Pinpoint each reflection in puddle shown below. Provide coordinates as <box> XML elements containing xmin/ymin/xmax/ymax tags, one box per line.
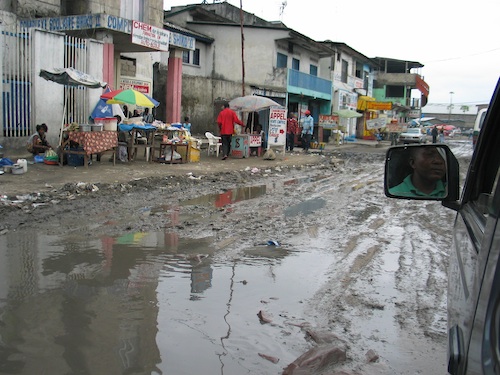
<box><xmin>0</xmin><ymin>228</ymin><xmax>332</xmax><ymax>375</ymax></box>
<box><xmin>180</xmin><ymin>184</ymin><xmax>267</xmax><ymax>207</ymax></box>
<box><xmin>284</xmin><ymin>197</ymin><xmax>326</xmax><ymax>217</ymax></box>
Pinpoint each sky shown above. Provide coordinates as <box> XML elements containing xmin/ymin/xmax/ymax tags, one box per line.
<box><xmin>164</xmin><ymin>0</ymin><xmax>500</xmax><ymax>110</ymax></box>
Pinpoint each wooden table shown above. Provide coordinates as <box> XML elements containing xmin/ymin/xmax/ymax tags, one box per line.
<box><xmin>60</xmin><ymin>131</ymin><xmax>117</xmax><ymax>168</ymax></box>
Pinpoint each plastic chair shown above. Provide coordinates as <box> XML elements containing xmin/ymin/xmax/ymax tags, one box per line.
<box><xmin>205</xmin><ymin>132</ymin><xmax>222</xmax><ymax>157</ymax></box>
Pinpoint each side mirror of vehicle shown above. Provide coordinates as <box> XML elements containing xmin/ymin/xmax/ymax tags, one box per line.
<box><xmin>384</xmin><ymin>144</ymin><xmax>460</xmax><ymax>206</ymax></box>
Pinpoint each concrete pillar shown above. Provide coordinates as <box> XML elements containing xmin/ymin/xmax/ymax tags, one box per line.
<box><xmin>166</xmin><ymin>48</ymin><xmax>183</xmax><ymax>123</ymax></box>
<box><xmin>103</xmin><ymin>43</ymin><xmax>115</xmax><ymax>89</ymax></box>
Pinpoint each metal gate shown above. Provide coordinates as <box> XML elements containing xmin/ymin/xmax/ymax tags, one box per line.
<box><xmin>0</xmin><ymin>25</ymin><xmax>91</xmax><ymax>138</ymax></box>
<box><xmin>0</xmin><ymin>25</ymin><xmax>32</xmax><ymax>137</ymax></box>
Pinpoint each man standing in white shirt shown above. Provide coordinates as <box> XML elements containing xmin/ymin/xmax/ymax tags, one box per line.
<box><xmin>301</xmin><ymin>110</ymin><xmax>314</xmax><ymax>152</ymax></box>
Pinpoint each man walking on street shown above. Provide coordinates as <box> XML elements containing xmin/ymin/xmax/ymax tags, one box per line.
<box><xmin>301</xmin><ymin>110</ymin><xmax>314</xmax><ymax>152</ymax></box>
<box><xmin>217</xmin><ymin>102</ymin><xmax>244</xmax><ymax>160</ymax></box>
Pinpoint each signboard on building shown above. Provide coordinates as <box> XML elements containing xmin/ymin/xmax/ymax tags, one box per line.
<box><xmin>366</xmin><ymin>117</ymin><xmax>387</xmax><ymax>130</ymax></box>
<box><xmin>367</xmin><ymin>101</ymin><xmax>392</xmax><ymax>110</ymax></box>
<box><xmin>20</xmin><ymin>14</ymin><xmax>132</xmax><ymax>34</ymax></box>
<box><xmin>132</xmin><ymin>21</ymin><xmax>169</xmax><ymax>52</ymax></box>
<box><xmin>169</xmin><ymin>32</ymin><xmax>195</xmax><ymax>51</ymax></box>
<box><xmin>268</xmin><ymin>107</ymin><xmax>287</xmax><ymax>147</ymax></box>
<box><xmin>252</xmin><ymin>88</ymin><xmax>286</xmax><ymax>99</ymax></box>
<box><xmin>319</xmin><ymin>115</ymin><xmax>339</xmax><ymax>129</ymax></box>
<box><xmin>119</xmin><ymin>78</ymin><xmax>152</xmax><ymax>95</ymax></box>
<box><xmin>408</xmin><ymin>109</ymin><xmax>421</xmax><ymax>118</ymax></box>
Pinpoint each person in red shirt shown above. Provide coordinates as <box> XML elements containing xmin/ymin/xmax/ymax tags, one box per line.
<box><xmin>286</xmin><ymin>113</ymin><xmax>299</xmax><ymax>152</ymax></box>
<box><xmin>216</xmin><ymin>102</ymin><xmax>243</xmax><ymax>160</ymax></box>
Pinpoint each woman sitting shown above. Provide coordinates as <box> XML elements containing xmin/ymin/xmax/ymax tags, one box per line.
<box><xmin>27</xmin><ymin>123</ymin><xmax>52</xmax><ymax>155</ymax></box>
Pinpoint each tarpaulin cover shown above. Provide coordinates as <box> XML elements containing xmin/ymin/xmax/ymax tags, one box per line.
<box><xmin>39</xmin><ymin>67</ymin><xmax>107</xmax><ymax>88</ymax></box>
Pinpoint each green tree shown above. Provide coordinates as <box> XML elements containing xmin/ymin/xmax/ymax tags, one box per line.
<box><xmin>460</xmin><ymin>105</ymin><xmax>470</xmax><ymax>113</ymax></box>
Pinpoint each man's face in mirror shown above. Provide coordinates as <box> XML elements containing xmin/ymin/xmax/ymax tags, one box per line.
<box><xmin>410</xmin><ymin>147</ymin><xmax>446</xmax><ymax>181</ymax></box>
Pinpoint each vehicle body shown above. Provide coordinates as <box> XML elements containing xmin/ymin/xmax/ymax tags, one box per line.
<box><xmin>473</xmin><ymin>108</ymin><xmax>488</xmax><ymax>148</ymax></box>
<box><xmin>398</xmin><ymin>127</ymin><xmax>427</xmax><ymax>144</ymax></box>
<box><xmin>384</xmin><ymin>78</ymin><xmax>500</xmax><ymax>374</ymax></box>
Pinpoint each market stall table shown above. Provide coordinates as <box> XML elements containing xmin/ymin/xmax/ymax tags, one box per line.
<box><xmin>151</xmin><ymin>127</ymin><xmax>190</xmax><ymax>164</ymax></box>
<box><xmin>60</xmin><ymin>131</ymin><xmax>117</xmax><ymax>168</ymax></box>
<box><xmin>118</xmin><ymin>124</ymin><xmax>157</xmax><ymax>162</ymax></box>
<box><xmin>154</xmin><ymin>142</ymin><xmax>189</xmax><ymax>164</ymax></box>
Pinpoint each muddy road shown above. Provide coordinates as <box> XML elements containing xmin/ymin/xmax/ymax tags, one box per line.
<box><xmin>0</xmin><ymin>141</ymin><xmax>473</xmax><ymax>374</ymax></box>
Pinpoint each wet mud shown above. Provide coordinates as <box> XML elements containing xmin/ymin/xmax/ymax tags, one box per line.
<box><xmin>0</xmin><ymin>141</ymin><xmax>473</xmax><ymax>374</ymax></box>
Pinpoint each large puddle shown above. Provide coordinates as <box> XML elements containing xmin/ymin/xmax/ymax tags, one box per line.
<box><xmin>0</xmin><ymin>204</ymin><xmax>333</xmax><ymax>374</ymax></box>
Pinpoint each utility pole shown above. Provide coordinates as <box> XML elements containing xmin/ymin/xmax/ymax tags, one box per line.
<box><xmin>239</xmin><ymin>0</ymin><xmax>245</xmax><ymax>96</ymax></box>
<box><xmin>448</xmin><ymin>91</ymin><xmax>454</xmax><ymax>123</ymax></box>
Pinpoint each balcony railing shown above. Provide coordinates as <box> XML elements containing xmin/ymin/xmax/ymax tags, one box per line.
<box><xmin>287</xmin><ymin>69</ymin><xmax>331</xmax><ymax>97</ymax></box>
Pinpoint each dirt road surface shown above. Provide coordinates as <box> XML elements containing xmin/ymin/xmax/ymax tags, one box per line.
<box><xmin>0</xmin><ymin>140</ymin><xmax>473</xmax><ymax>374</ymax></box>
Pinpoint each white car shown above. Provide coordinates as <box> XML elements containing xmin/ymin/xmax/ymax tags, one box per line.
<box><xmin>398</xmin><ymin>127</ymin><xmax>427</xmax><ymax>144</ymax></box>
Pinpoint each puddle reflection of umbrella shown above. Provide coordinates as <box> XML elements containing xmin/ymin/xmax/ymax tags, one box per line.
<box><xmin>101</xmin><ymin>89</ymin><xmax>159</xmax><ymax>108</ymax></box>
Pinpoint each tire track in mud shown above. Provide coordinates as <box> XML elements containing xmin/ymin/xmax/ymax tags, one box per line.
<box><xmin>293</xmin><ymin>154</ymin><xmax>455</xmax><ymax>373</ymax></box>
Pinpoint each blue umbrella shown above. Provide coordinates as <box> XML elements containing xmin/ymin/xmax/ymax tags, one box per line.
<box><xmin>90</xmin><ymin>97</ymin><xmax>125</xmax><ymax>119</ymax></box>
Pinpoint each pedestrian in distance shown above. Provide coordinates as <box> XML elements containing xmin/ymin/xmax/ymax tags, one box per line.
<box><xmin>300</xmin><ymin>110</ymin><xmax>314</xmax><ymax>152</ymax></box>
<box><xmin>286</xmin><ymin>112</ymin><xmax>299</xmax><ymax>152</ymax></box>
<box><xmin>431</xmin><ymin>126</ymin><xmax>438</xmax><ymax>143</ymax></box>
<box><xmin>216</xmin><ymin>102</ymin><xmax>243</xmax><ymax>160</ymax></box>
<box><xmin>182</xmin><ymin>116</ymin><xmax>192</xmax><ymax>134</ymax></box>
<box><xmin>438</xmin><ymin>128</ymin><xmax>445</xmax><ymax>143</ymax></box>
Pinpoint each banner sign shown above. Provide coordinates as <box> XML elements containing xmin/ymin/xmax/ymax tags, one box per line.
<box><xmin>319</xmin><ymin>115</ymin><xmax>339</xmax><ymax>129</ymax></box>
<box><xmin>268</xmin><ymin>107</ymin><xmax>287</xmax><ymax>146</ymax></box>
<box><xmin>366</xmin><ymin>118</ymin><xmax>387</xmax><ymax>130</ymax></box>
<box><xmin>132</xmin><ymin>21</ymin><xmax>170</xmax><ymax>52</ymax></box>
<box><xmin>119</xmin><ymin>78</ymin><xmax>151</xmax><ymax>95</ymax></box>
<box><xmin>367</xmin><ymin>101</ymin><xmax>392</xmax><ymax>110</ymax></box>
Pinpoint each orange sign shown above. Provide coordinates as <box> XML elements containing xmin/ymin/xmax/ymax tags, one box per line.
<box><xmin>367</xmin><ymin>102</ymin><xmax>392</xmax><ymax>110</ymax></box>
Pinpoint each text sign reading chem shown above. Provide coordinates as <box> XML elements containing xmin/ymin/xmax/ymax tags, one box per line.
<box><xmin>268</xmin><ymin>107</ymin><xmax>287</xmax><ymax>146</ymax></box>
<box><xmin>132</xmin><ymin>21</ymin><xmax>170</xmax><ymax>52</ymax></box>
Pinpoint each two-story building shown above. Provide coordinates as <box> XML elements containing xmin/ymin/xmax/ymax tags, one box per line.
<box><xmin>371</xmin><ymin>57</ymin><xmax>429</xmax><ymax>121</ymax></box>
<box><xmin>164</xmin><ymin>2</ymin><xmax>334</xmax><ymax>137</ymax></box>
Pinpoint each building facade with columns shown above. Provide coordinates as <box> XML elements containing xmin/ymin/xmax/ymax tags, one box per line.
<box><xmin>0</xmin><ymin>0</ymin><xmax>193</xmax><ymax>148</ymax></box>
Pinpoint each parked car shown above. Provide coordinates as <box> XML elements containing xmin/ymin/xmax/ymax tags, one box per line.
<box><xmin>397</xmin><ymin>127</ymin><xmax>427</xmax><ymax>144</ymax></box>
<box><xmin>384</xmin><ymin>77</ymin><xmax>500</xmax><ymax>374</ymax></box>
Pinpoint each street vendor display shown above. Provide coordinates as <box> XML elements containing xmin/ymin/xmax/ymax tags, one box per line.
<box><xmin>60</xmin><ymin>129</ymin><xmax>117</xmax><ymax>168</ymax></box>
<box><xmin>119</xmin><ymin>123</ymin><xmax>157</xmax><ymax>162</ymax></box>
<box><xmin>152</xmin><ymin>125</ymin><xmax>189</xmax><ymax>164</ymax></box>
